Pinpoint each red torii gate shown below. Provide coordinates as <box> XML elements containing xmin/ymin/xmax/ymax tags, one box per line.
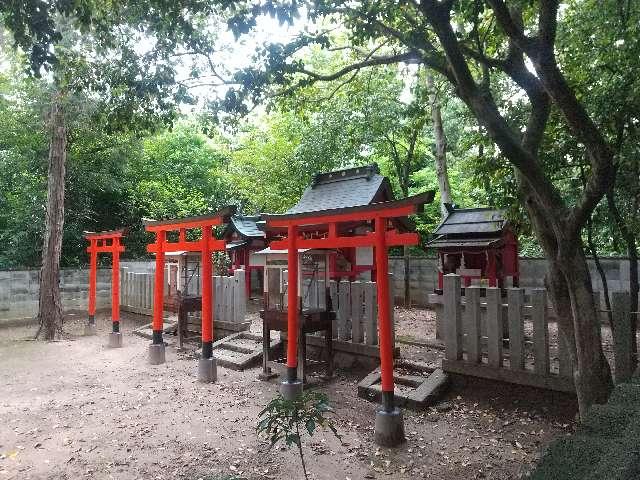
<box><xmin>264</xmin><ymin>191</ymin><xmax>434</xmax><ymax>447</ymax></box>
<box><xmin>84</xmin><ymin>229</ymin><xmax>125</xmax><ymax>346</ymax></box>
<box><xmin>144</xmin><ymin>207</ymin><xmax>235</xmax><ymax>381</ymax></box>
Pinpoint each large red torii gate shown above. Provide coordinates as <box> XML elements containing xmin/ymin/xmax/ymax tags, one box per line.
<box><xmin>264</xmin><ymin>191</ymin><xmax>434</xmax><ymax>447</ymax></box>
<box><xmin>84</xmin><ymin>229</ymin><xmax>125</xmax><ymax>347</ymax></box>
<box><xmin>144</xmin><ymin>207</ymin><xmax>235</xmax><ymax>380</ymax></box>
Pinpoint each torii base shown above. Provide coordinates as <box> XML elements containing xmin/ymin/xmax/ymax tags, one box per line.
<box><xmin>374</xmin><ymin>406</ymin><xmax>406</xmax><ymax>447</ymax></box>
<box><xmin>108</xmin><ymin>332</ymin><xmax>122</xmax><ymax>348</ymax></box>
<box><xmin>198</xmin><ymin>356</ymin><xmax>218</xmax><ymax>383</ymax></box>
<box><xmin>280</xmin><ymin>379</ymin><xmax>303</xmax><ymax>400</ymax></box>
<box><xmin>148</xmin><ymin>343</ymin><xmax>166</xmax><ymax>365</ymax></box>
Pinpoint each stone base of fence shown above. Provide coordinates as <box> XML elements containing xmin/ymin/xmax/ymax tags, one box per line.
<box><xmin>289</xmin><ymin>335</ymin><xmax>400</xmax><ymax>371</ymax></box>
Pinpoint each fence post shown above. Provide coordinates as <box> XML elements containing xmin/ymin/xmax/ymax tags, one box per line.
<box><xmin>611</xmin><ymin>291</ymin><xmax>632</xmax><ymax>383</ymax></box>
<box><xmin>486</xmin><ymin>287</ymin><xmax>503</xmax><ymax>368</ymax></box>
<box><xmin>364</xmin><ymin>281</ymin><xmax>378</xmax><ymax>345</ymax></box>
<box><xmin>234</xmin><ymin>269</ymin><xmax>246</xmax><ymax>324</ymax></box>
<box><xmin>531</xmin><ymin>289</ymin><xmax>549</xmax><ymax>375</ymax></box>
<box><xmin>465</xmin><ymin>286</ymin><xmax>481</xmax><ymax>363</ymax></box>
<box><xmin>329</xmin><ymin>280</ymin><xmax>338</xmax><ymax>339</ymax></box>
<box><xmin>337</xmin><ymin>281</ymin><xmax>350</xmax><ymax>340</ymax></box>
<box><xmin>444</xmin><ymin>274</ymin><xmax>462</xmax><ymax>360</ymax></box>
<box><xmin>351</xmin><ymin>281</ymin><xmax>364</xmax><ymax>343</ymax></box>
<box><xmin>507</xmin><ymin>288</ymin><xmax>525</xmax><ymax>370</ymax></box>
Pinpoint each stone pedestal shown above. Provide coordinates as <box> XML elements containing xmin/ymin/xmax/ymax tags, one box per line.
<box><xmin>198</xmin><ymin>357</ymin><xmax>217</xmax><ymax>383</ymax></box>
<box><xmin>84</xmin><ymin>324</ymin><xmax>97</xmax><ymax>336</ymax></box>
<box><xmin>374</xmin><ymin>406</ymin><xmax>405</xmax><ymax>447</ymax></box>
<box><xmin>280</xmin><ymin>379</ymin><xmax>303</xmax><ymax>400</ymax></box>
<box><xmin>108</xmin><ymin>332</ymin><xmax>122</xmax><ymax>348</ymax></box>
<box><xmin>148</xmin><ymin>343</ymin><xmax>166</xmax><ymax>365</ymax></box>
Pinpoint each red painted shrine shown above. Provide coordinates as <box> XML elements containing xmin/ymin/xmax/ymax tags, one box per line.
<box><xmin>144</xmin><ymin>207</ymin><xmax>235</xmax><ymax>374</ymax></box>
<box><xmin>427</xmin><ymin>205</ymin><xmax>519</xmax><ymax>290</ymax></box>
<box><xmin>223</xmin><ymin>215</ymin><xmax>270</xmax><ymax>297</ymax></box>
<box><xmin>84</xmin><ymin>229</ymin><xmax>125</xmax><ymax>342</ymax></box>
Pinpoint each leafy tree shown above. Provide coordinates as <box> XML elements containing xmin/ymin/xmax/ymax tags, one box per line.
<box><xmin>214</xmin><ymin>0</ymin><xmax>637</xmax><ymax>418</ymax></box>
<box><xmin>0</xmin><ymin>1</ymin><xmax>209</xmax><ymax>339</ymax></box>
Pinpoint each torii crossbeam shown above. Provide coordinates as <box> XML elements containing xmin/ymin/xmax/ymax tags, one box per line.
<box><xmin>264</xmin><ymin>190</ymin><xmax>434</xmax><ymax>447</ymax></box>
<box><xmin>84</xmin><ymin>229</ymin><xmax>126</xmax><ymax>346</ymax></box>
<box><xmin>144</xmin><ymin>206</ymin><xmax>235</xmax><ymax>379</ymax></box>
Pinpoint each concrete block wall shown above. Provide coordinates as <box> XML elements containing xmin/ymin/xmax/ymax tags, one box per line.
<box><xmin>0</xmin><ymin>268</ymin><xmax>112</xmax><ymax>322</ymax></box>
<box><xmin>2</xmin><ymin>256</ymin><xmax>638</xmax><ymax>321</ymax></box>
<box><xmin>390</xmin><ymin>256</ymin><xmax>640</xmax><ymax>307</ymax></box>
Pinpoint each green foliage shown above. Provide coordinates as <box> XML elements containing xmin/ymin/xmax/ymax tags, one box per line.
<box><xmin>256</xmin><ymin>391</ymin><xmax>341</xmax><ymax>480</ymax></box>
<box><xmin>227</xmin><ymin>111</ymin><xmax>347</xmax><ymax>213</ymax></box>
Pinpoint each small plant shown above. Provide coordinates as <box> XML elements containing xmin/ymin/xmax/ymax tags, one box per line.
<box><xmin>256</xmin><ymin>391</ymin><xmax>341</xmax><ymax>480</ymax></box>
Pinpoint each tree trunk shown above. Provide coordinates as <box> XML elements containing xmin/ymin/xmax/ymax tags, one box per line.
<box><xmin>561</xmin><ymin>246</ymin><xmax>613</xmax><ymax>412</ymax></box>
<box><xmin>36</xmin><ymin>98</ymin><xmax>67</xmax><ymax>340</ymax></box>
<box><xmin>520</xmin><ymin>177</ymin><xmax>612</xmax><ymax>418</ymax></box>
<box><xmin>426</xmin><ymin>72</ymin><xmax>452</xmax><ymax>218</ymax></box>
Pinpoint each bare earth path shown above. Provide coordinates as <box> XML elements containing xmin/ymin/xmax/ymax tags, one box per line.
<box><xmin>1</xmin><ymin>310</ymin><xmax>577</xmax><ymax>480</ymax></box>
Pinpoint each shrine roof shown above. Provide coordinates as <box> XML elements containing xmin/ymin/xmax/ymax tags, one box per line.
<box><xmin>431</xmin><ymin>205</ymin><xmax>508</xmax><ymax>237</ymax></box>
<box><xmin>426</xmin><ymin>237</ymin><xmax>503</xmax><ymax>248</ymax></box>
<box><xmin>227</xmin><ymin>215</ymin><xmax>265</xmax><ymax>239</ymax></box>
<box><xmin>263</xmin><ymin>191</ymin><xmax>434</xmax><ymax>224</ymax></box>
<box><xmin>287</xmin><ymin>164</ymin><xmax>393</xmax><ymax>215</ymax></box>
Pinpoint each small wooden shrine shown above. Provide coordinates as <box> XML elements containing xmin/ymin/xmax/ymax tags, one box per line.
<box><xmin>426</xmin><ymin>205</ymin><xmax>519</xmax><ymax>290</ymax></box>
<box><xmin>223</xmin><ymin>215</ymin><xmax>268</xmax><ymax>297</ymax></box>
<box><xmin>252</xmin><ymin>247</ymin><xmax>334</xmax><ymax>383</ymax></box>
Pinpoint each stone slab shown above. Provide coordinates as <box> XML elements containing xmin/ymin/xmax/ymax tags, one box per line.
<box><xmin>358</xmin><ymin>365</ymin><xmax>449</xmax><ymax>410</ymax></box>
<box><xmin>210</xmin><ymin>332</ymin><xmax>280</xmax><ymax>371</ymax></box>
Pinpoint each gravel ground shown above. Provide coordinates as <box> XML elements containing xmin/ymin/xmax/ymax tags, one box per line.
<box><xmin>0</xmin><ymin>308</ymin><xmax>578</xmax><ymax>480</ymax></box>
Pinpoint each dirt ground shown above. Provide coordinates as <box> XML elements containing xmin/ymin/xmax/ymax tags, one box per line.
<box><xmin>0</xmin><ymin>308</ymin><xmax>578</xmax><ymax>480</ymax></box>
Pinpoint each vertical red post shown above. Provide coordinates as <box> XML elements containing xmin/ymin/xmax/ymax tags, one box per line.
<box><xmin>152</xmin><ymin>230</ymin><xmax>166</xmax><ymax>345</ymax></box>
<box><xmin>201</xmin><ymin>225</ymin><xmax>213</xmax><ymax>358</ymax></box>
<box><xmin>374</xmin><ymin>216</ymin><xmax>395</xmax><ymax>412</ymax></box>
<box><xmin>111</xmin><ymin>237</ymin><xmax>120</xmax><ymax>332</ymax></box>
<box><xmin>88</xmin><ymin>240</ymin><xmax>97</xmax><ymax>324</ymax></box>
<box><xmin>286</xmin><ymin>224</ymin><xmax>299</xmax><ymax>381</ymax></box>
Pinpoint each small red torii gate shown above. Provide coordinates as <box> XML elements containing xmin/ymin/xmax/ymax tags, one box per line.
<box><xmin>264</xmin><ymin>191</ymin><xmax>434</xmax><ymax>447</ymax></box>
<box><xmin>144</xmin><ymin>207</ymin><xmax>235</xmax><ymax>381</ymax></box>
<box><xmin>84</xmin><ymin>229</ymin><xmax>125</xmax><ymax>346</ymax></box>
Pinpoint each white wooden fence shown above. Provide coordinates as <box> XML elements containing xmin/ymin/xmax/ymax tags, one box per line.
<box><xmin>297</xmin><ymin>276</ymin><xmax>397</xmax><ymax>362</ymax></box>
<box><xmin>440</xmin><ymin>274</ymin><xmax>635</xmax><ymax>393</ymax></box>
<box><xmin>120</xmin><ymin>268</ymin><xmax>246</xmax><ymax>325</ymax></box>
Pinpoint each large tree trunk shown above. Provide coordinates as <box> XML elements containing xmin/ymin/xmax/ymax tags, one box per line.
<box><xmin>36</xmin><ymin>99</ymin><xmax>67</xmax><ymax>340</ymax></box>
<box><xmin>520</xmin><ymin>177</ymin><xmax>612</xmax><ymax>417</ymax></box>
<box><xmin>426</xmin><ymin>72</ymin><xmax>452</xmax><ymax>218</ymax></box>
<box><xmin>561</xmin><ymin>246</ymin><xmax>613</xmax><ymax>411</ymax></box>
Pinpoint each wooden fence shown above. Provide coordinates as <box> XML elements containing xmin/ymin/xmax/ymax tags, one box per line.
<box><xmin>120</xmin><ymin>268</ymin><xmax>246</xmax><ymax>325</ymax></box>
<box><xmin>440</xmin><ymin>273</ymin><xmax>634</xmax><ymax>393</ymax></box>
<box><xmin>301</xmin><ymin>276</ymin><xmax>397</xmax><ymax>361</ymax></box>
